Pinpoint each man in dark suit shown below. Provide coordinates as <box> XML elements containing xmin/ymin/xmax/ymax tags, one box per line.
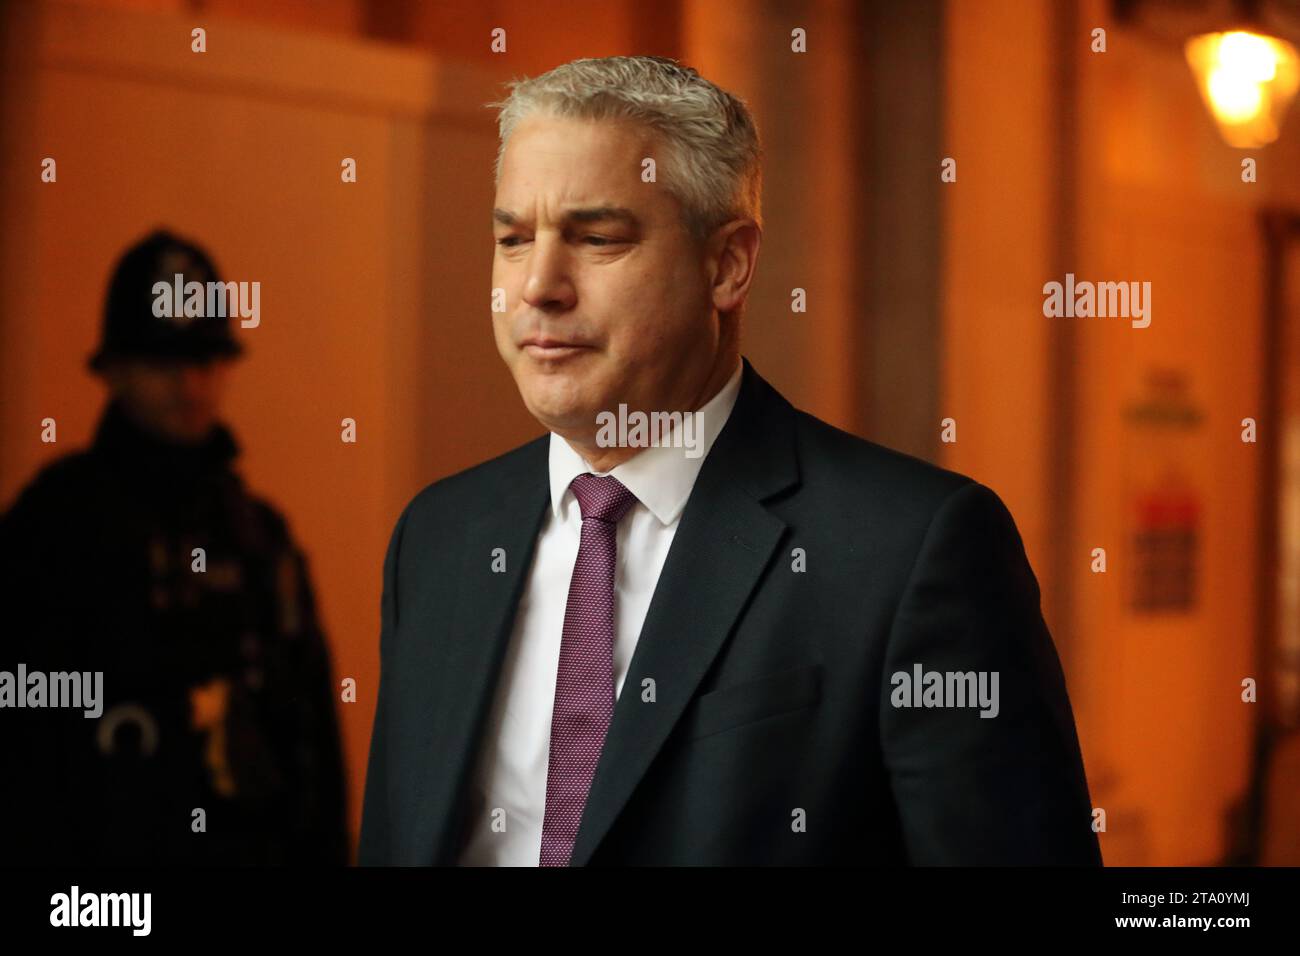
<box><xmin>359</xmin><ymin>55</ymin><xmax>1101</xmax><ymax>866</ymax></box>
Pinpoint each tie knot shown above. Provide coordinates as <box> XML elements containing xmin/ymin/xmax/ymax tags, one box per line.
<box><xmin>569</xmin><ymin>473</ymin><xmax>638</xmax><ymax>524</ymax></box>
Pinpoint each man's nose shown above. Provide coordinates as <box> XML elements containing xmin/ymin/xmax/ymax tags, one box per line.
<box><xmin>521</xmin><ymin>234</ymin><xmax>576</xmax><ymax>312</ymax></box>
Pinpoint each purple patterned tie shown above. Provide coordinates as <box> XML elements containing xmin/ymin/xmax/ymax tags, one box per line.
<box><xmin>539</xmin><ymin>473</ymin><xmax>639</xmax><ymax>866</ymax></box>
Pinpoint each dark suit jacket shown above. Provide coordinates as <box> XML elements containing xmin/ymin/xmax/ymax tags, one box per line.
<box><xmin>358</xmin><ymin>358</ymin><xmax>1102</xmax><ymax>865</ymax></box>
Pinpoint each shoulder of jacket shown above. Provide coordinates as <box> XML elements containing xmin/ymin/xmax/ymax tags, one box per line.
<box><xmin>2</xmin><ymin>450</ymin><xmax>101</xmax><ymax>515</ymax></box>
<box><xmin>790</xmin><ymin>407</ymin><xmax>975</xmax><ymax>508</ymax></box>
<box><xmin>401</xmin><ymin>433</ymin><xmax>548</xmax><ymax>520</ymax></box>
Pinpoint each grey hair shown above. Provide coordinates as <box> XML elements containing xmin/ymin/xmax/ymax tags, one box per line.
<box><xmin>485</xmin><ymin>55</ymin><xmax>762</xmax><ymax>242</ymax></box>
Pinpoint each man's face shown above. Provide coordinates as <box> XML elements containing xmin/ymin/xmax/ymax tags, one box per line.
<box><xmin>491</xmin><ymin>114</ymin><xmax>723</xmax><ymax>441</ymax></box>
<box><xmin>105</xmin><ymin>357</ymin><xmax>232</xmax><ymax>444</ymax></box>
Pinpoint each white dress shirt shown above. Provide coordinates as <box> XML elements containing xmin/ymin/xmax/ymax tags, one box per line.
<box><xmin>457</xmin><ymin>360</ymin><xmax>744</xmax><ymax>866</ymax></box>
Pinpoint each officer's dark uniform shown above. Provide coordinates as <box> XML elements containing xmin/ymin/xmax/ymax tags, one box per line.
<box><xmin>0</xmin><ymin>231</ymin><xmax>348</xmax><ymax>865</ymax></box>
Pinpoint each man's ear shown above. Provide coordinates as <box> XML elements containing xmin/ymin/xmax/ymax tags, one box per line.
<box><xmin>708</xmin><ymin>218</ymin><xmax>762</xmax><ymax>318</ymax></box>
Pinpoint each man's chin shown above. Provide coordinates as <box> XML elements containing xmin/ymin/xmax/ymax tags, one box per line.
<box><xmin>523</xmin><ymin>402</ymin><xmax>595</xmax><ymax>437</ymax></box>
<box><xmin>514</xmin><ymin>370</ymin><xmax>594</xmax><ymax>426</ymax></box>
<box><xmin>514</xmin><ymin>386</ymin><xmax>593</xmax><ymax>434</ymax></box>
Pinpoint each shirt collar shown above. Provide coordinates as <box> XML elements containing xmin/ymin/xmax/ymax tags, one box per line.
<box><xmin>548</xmin><ymin>359</ymin><xmax>744</xmax><ymax>526</ymax></box>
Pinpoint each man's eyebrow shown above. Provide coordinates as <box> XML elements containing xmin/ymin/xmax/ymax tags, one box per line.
<box><xmin>566</xmin><ymin>205</ymin><xmax>640</xmax><ymax>226</ymax></box>
<box><xmin>492</xmin><ymin>206</ymin><xmax>641</xmax><ymax>228</ymax></box>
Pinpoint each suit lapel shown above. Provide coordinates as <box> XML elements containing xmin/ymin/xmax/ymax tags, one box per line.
<box><xmin>406</xmin><ymin>439</ymin><xmax>550</xmax><ymax>865</ymax></box>
<box><xmin>569</xmin><ymin>359</ymin><xmax>800</xmax><ymax>865</ymax></box>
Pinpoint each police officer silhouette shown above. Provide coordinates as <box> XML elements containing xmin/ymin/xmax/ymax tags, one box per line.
<box><xmin>0</xmin><ymin>229</ymin><xmax>348</xmax><ymax>865</ymax></box>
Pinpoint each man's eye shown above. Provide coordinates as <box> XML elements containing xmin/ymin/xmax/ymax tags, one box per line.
<box><xmin>583</xmin><ymin>236</ymin><xmax>620</xmax><ymax>246</ymax></box>
<box><xmin>496</xmin><ymin>236</ymin><xmax>528</xmax><ymax>247</ymax></box>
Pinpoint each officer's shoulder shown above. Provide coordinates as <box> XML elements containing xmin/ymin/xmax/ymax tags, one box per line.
<box><xmin>238</xmin><ymin>488</ymin><xmax>296</xmax><ymax>543</ymax></box>
<box><xmin>2</xmin><ymin>449</ymin><xmax>101</xmax><ymax>519</ymax></box>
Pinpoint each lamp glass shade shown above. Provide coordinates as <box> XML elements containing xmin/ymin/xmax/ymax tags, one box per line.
<box><xmin>1185</xmin><ymin>30</ymin><xmax>1300</xmax><ymax>147</ymax></box>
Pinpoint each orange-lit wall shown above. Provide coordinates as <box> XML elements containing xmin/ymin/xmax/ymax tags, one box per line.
<box><xmin>944</xmin><ymin>0</ymin><xmax>1300</xmax><ymax>863</ymax></box>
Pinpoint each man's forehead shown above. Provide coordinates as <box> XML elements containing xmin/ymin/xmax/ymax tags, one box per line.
<box><xmin>493</xmin><ymin>116</ymin><xmax>677</xmax><ymax>226</ymax></box>
<box><xmin>498</xmin><ymin>114</ymin><xmax>658</xmax><ymax>178</ymax></box>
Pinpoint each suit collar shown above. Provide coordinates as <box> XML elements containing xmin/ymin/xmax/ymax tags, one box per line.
<box><xmin>546</xmin><ymin>358</ymin><xmax>744</xmax><ymax>526</ymax></box>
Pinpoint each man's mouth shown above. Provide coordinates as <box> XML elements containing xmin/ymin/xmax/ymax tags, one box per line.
<box><xmin>520</xmin><ymin>338</ymin><xmax>592</xmax><ymax>359</ymax></box>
